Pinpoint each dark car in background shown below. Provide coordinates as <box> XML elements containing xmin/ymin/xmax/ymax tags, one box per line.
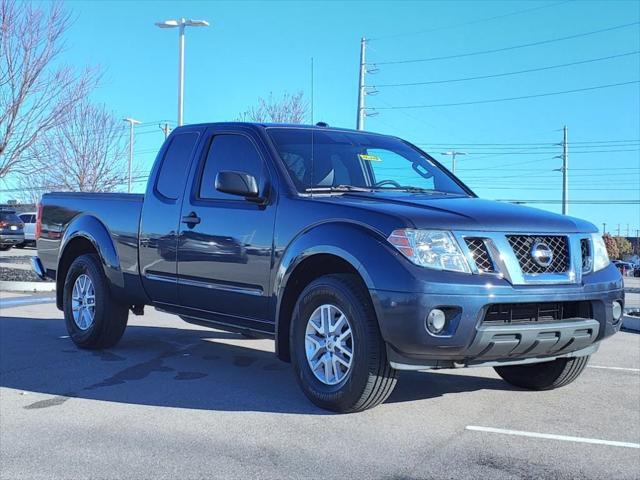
<box><xmin>613</xmin><ymin>260</ymin><xmax>636</xmax><ymax>276</ymax></box>
<box><xmin>0</xmin><ymin>210</ymin><xmax>25</xmax><ymax>251</ymax></box>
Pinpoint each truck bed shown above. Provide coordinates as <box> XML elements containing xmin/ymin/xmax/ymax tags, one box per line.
<box><xmin>38</xmin><ymin>192</ymin><xmax>144</xmax><ymax>281</ymax></box>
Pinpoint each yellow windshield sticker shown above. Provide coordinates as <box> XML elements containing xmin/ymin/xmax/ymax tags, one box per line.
<box><xmin>359</xmin><ymin>154</ymin><xmax>381</xmax><ymax>162</ymax></box>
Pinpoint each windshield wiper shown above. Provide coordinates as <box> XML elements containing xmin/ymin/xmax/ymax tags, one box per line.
<box><xmin>305</xmin><ymin>185</ymin><xmax>373</xmax><ymax>193</ymax></box>
<box><xmin>373</xmin><ymin>186</ymin><xmax>461</xmax><ymax>195</ymax></box>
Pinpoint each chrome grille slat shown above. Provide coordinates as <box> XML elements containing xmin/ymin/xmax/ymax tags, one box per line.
<box><xmin>580</xmin><ymin>238</ymin><xmax>592</xmax><ymax>273</ymax></box>
<box><xmin>464</xmin><ymin>238</ymin><xmax>495</xmax><ymax>273</ymax></box>
<box><xmin>506</xmin><ymin>235</ymin><xmax>569</xmax><ymax>274</ymax></box>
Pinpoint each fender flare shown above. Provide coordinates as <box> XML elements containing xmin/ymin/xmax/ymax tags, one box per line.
<box><xmin>57</xmin><ymin>215</ymin><xmax>124</xmax><ymax>303</ymax></box>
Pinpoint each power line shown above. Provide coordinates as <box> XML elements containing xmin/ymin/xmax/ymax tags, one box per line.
<box><xmin>416</xmin><ymin>139</ymin><xmax>640</xmax><ymax>146</ymax></box>
<box><xmin>374</xmin><ymin>51</ymin><xmax>640</xmax><ymax>87</ymax></box>
<box><xmin>438</xmin><ymin>148</ymin><xmax>640</xmax><ymax>155</ymax></box>
<box><xmin>475</xmin><ymin>187</ymin><xmax>640</xmax><ymax>191</ymax></box>
<box><xmin>421</xmin><ymin>142</ymin><xmax>640</xmax><ymax>150</ymax></box>
<box><xmin>374</xmin><ymin>21</ymin><xmax>640</xmax><ymax>65</ymax></box>
<box><xmin>497</xmin><ymin>199</ymin><xmax>640</xmax><ymax>205</ymax></box>
<box><xmin>370</xmin><ymin>0</ymin><xmax>570</xmax><ymax>41</ymax></box>
<box><xmin>371</xmin><ymin>80</ymin><xmax>640</xmax><ymax>110</ymax></box>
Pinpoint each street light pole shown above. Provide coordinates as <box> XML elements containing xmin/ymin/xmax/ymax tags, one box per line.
<box><xmin>123</xmin><ymin>118</ymin><xmax>141</xmax><ymax>193</ymax></box>
<box><xmin>178</xmin><ymin>20</ymin><xmax>185</xmax><ymax>126</ymax></box>
<box><xmin>155</xmin><ymin>18</ymin><xmax>210</xmax><ymax>126</ymax></box>
<box><xmin>441</xmin><ymin>151</ymin><xmax>467</xmax><ymax>175</ymax></box>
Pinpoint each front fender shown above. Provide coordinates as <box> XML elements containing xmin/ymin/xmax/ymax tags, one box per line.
<box><xmin>276</xmin><ymin>221</ymin><xmax>418</xmax><ymax>296</ymax></box>
<box><xmin>273</xmin><ymin>221</ymin><xmax>418</xmax><ymax>353</ymax></box>
<box><xmin>59</xmin><ymin>215</ymin><xmax>124</xmax><ymax>290</ymax></box>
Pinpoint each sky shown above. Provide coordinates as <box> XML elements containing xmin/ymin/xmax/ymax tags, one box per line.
<box><xmin>7</xmin><ymin>0</ymin><xmax>640</xmax><ymax>234</ymax></box>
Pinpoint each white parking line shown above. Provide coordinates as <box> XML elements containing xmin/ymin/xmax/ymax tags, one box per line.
<box><xmin>1</xmin><ymin>296</ymin><xmax>55</xmax><ymax>308</ymax></box>
<box><xmin>588</xmin><ymin>365</ymin><xmax>640</xmax><ymax>373</ymax></box>
<box><xmin>466</xmin><ymin>426</ymin><xmax>640</xmax><ymax>449</ymax></box>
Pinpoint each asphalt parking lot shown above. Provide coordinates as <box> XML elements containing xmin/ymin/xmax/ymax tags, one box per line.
<box><xmin>1</xmin><ymin>295</ymin><xmax>639</xmax><ymax>479</ymax></box>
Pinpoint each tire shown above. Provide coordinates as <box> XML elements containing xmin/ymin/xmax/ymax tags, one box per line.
<box><xmin>14</xmin><ymin>243</ymin><xmax>25</xmax><ymax>249</ymax></box>
<box><xmin>290</xmin><ymin>274</ymin><xmax>398</xmax><ymax>413</ymax></box>
<box><xmin>494</xmin><ymin>355</ymin><xmax>590</xmax><ymax>390</ymax></box>
<box><xmin>63</xmin><ymin>253</ymin><xmax>129</xmax><ymax>349</ymax></box>
<box><xmin>0</xmin><ymin>245</ymin><xmax>12</xmax><ymax>251</ymax></box>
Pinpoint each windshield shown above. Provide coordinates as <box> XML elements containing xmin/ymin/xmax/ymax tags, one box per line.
<box><xmin>267</xmin><ymin>128</ymin><xmax>469</xmax><ymax>195</ymax></box>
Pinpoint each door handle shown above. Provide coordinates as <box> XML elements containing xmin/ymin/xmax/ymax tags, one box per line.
<box><xmin>181</xmin><ymin>212</ymin><xmax>201</xmax><ymax>226</ymax></box>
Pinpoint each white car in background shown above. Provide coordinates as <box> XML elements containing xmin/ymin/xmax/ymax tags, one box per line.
<box><xmin>16</xmin><ymin>212</ymin><xmax>36</xmax><ymax>248</ymax></box>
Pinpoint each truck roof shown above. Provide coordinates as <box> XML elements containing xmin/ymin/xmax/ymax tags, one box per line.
<box><xmin>173</xmin><ymin>122</ymin><xmax>381</xmax><ymax>135</ymax></box>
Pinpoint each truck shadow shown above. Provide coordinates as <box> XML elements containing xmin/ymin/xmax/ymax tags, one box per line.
<box><xmin>0</xmin><ymin>316</ymin><xmax>514</xmax><ymax>414</ymax></box>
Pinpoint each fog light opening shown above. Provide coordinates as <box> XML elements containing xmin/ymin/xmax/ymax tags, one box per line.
<box><xmin>612</xmin><ymin>301</ymin><xmax>623</xmax><ymax>322</ymax></box>
<box><xmin>427</xmin><ymin>309</ymin><xmax>447</xmax><ymax>334</ymax></box>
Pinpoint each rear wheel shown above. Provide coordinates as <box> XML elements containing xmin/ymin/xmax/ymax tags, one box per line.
<box><xmin>0</xmin><ymin>245</ymin><xmax>12</xmax><ymax>251</ymax></box>
<box><xmin>63</xmin><ymin>254</ymin><xmax>128</xmax><ymax>349</ymax></box>
<box><xmin>494</xmin><ymin>355</ymin><xmax>590</xmax><ymax>390</ymax></box>
<box><xmin>290</xmin><ymin>274</ymin><xmax>398</xmax><ymax>413</ymax></box>
<box><xmin>14</xmin><ymin>243</ymin><xmax>25</xmax><ymax>249</ymax></box>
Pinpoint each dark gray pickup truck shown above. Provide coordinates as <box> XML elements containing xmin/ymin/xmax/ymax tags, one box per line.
<box><xmin>33</xmin><ymin>122</ymin><xmax>624</xmax><ymax>412</ymax></box>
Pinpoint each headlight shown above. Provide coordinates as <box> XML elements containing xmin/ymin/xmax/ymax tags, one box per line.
<box><xmin>591</xmin><ymin>233</ymin><xmax>610</xmax><ymax>272</ymax></box>
<box><xmin>388</xmin><ymin>229</ymin><xmax>471</xmax><ymax>273</ymax></box>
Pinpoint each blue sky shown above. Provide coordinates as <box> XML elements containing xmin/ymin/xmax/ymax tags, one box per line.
<box><xmin>15</xmin><ymin>0</ymin><xmax>640</xmax><ymax>233</ymax></box>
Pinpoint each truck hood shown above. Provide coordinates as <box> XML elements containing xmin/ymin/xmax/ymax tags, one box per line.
<box><xmin>315</xmin><ymin>192</ymin><xmax>596</xmax><ymax>233</ymax></box>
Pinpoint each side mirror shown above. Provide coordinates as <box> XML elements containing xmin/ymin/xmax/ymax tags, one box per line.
<box><xmin>215</xmin><ymin>170</ymin><xmax>260</xmax><ymax>198</ymax></box>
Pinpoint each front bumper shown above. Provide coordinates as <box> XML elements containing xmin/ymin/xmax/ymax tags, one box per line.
<box><xmin>371</xmin><ymin>263</ymin><xmax>624</xmax><ymax>369</ymax></box>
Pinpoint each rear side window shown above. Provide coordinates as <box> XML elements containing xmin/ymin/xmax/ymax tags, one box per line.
<box><xmin>156</xmin><ymin>132</ymin><xmax>199</xmax><ymax>200</ymax></box>
<box><xmin>19</xmin><ymin>214</ymin><xmax>34</xmax><ymax>223</ymax></box>
<box><xmin>199</xmin><ymin>135</ymin><xmax>264</xmax><ymax>200</ymax></box>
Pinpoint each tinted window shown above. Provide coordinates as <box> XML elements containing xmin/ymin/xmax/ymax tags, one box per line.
<box><xmin>199</xmin><ymin>135</ymin><xmax>264</xmax><ymax>200</ymax></box>
<box><xmin>156</xmin><ymin>133</ymin><xmax>199</xmax><ymax>200</ymax></box>
<box><xmin>19</xmin><ymin>214</ymin><xmax>35</xmax><ymax>223</ymax></box>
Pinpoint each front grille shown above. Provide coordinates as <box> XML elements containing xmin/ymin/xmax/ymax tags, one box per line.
<box><xmin>507</xmin><ymin>235</ymin><xmax>569</xmax><ymax>274</ymax></box>
<box><xmin>483</xmin><ymin>301</ymin><xmax>592</xmax><ymax>325</ymax></box>
<box><xmin>465</xmin><ymin>238</ymin><xmax>495</xmax><ymax>273</ymax></box>
<box><xmin>581</xmin><ymin>238</ymin><xmax>592</xmax><ymax>273</ymax></box>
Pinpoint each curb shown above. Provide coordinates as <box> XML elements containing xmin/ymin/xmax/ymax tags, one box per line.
<box><xmin>0</xmin><ymin>281</ymin><xmax>55</xmax><ymax>293</ymax></box>
<box><xmin>622</xmin><ymin>315</ymin><xmax>640</xmax><ymax>333</ymax></box>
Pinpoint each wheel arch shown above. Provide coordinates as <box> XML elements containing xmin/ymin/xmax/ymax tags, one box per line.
<box><xmin>56</xmin><ymin>216</ymin><xmax>122</xmax><ymax>309</ymax></box>
<box><xmin>273</xmin><ymin>221</ymin><xmax>409</xmax><ymax>362</ymax></box>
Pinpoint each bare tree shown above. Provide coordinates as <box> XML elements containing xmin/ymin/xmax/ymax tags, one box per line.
<box><xmin>238</xmin><ymin>91</ymin><xmax>309</xmax><ymax>124</ymax></box>
<box><xmin>27</xmin><ymin>100</ymin><xmax>129</xmax><ymax>193</ymax></box>
<box><xmin>0</xmin><ymin>0</ymin><xmax>98</xmax><ymax>179</ymax></box>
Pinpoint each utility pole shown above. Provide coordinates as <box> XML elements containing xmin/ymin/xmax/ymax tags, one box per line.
<box><xmin>441</xmin><ymin>151</ymin><xmax>467</xmax><ymax>175</ymax></box>
<box><xmin>617</xmin><ymin>224</ymin><xmax>621</xmax><ymax>237</ymax></box>
<box><xmin>602</xmin><ymin>223</ymin><xmax>606</xmax><ymax>234</ymax></box>
<box><xmin>626</xmin><ymin>224</ymin><xmax>630</xmax><ymax>237</ymax></box>
<box><xmin>561</xmin><ymin>125</ymin><xmax>569</xmax><ymax>215</ymax></box>
<box><xmin>356</xmin><ymin>37</ymin><xmax>367</xmax><ymax>131</ymax></box>
<box><xmin>159</xmin><ymin>123</ymin><xmax>171</xmax><ymax>139</ymax></box>
<box><xmin>123</xmin><ymin>118</ymin><xmax>141</xmax><ymax>193</ymax></box>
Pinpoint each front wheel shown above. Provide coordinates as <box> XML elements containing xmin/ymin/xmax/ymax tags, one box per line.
<box><xmin>63</xmin><ymin>253</ymin><xmax>129</xmax><ymax>349</ymax></box>
<box><xmin>290</xmin><ymin>274</ymin><xmax>398</xmax><ymax>413</ymax></box>
<box><xmin>494</xmin><ymin>355</ymin><xmax>590</xmax><ymax>390</ymax></box>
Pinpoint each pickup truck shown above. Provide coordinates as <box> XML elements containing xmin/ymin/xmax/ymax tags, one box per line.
<box><xmin>33</xmin><ymin>122</ymin><xmax>624</xmax><ymax>413</ymax></box>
